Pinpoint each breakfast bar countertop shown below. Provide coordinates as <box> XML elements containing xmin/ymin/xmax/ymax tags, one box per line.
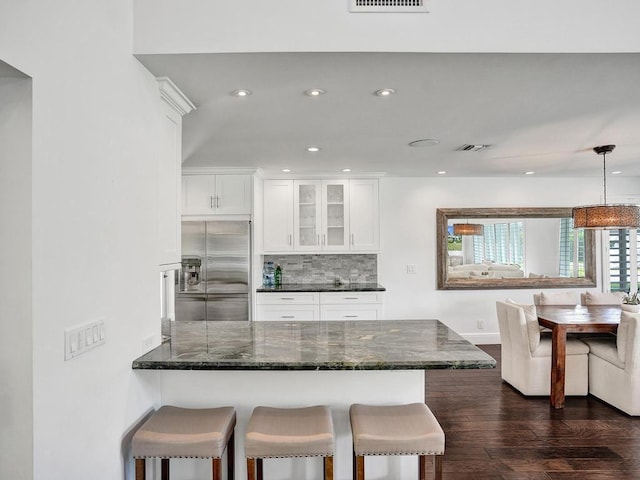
<box><xmin>132</xmin><ymin>319</ymin><xmax>496</xmax><ymax>371</ymax></box>
<box><xmin>256</xmin><ymin>282</ymin><xmax>386</xmax><ymax>292</ymax></box>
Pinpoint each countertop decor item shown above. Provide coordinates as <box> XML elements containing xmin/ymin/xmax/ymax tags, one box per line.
<box><xmin>572</xmin><ymin>145</ymin><xmax>640</xmax><ymax>229</ymax></box>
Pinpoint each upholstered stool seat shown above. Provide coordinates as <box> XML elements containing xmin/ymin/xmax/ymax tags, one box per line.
<box><xmin>349</xmin><ymin>403</ymin><xmax>445</xmax><ymax>480</ymax></box>
<box><xmin>245</xmin><ymin>405</ymin><xmax>334</xmax><ymax>480</ymax></box>
<box><xmin>132</xmin><ymin>405</ymin><xmax>236</xmax><ymax>480</ymax></box>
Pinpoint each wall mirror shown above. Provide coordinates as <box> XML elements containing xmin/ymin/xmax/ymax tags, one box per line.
<box><xmin>436</xmin><ymin>207</ymin><xmax>597</xmax><ymax>290</ymax></box>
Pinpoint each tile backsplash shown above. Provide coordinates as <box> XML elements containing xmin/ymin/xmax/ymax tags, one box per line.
<box><xmin>263</xmin><ymin>254</ymin><xmax>377</xmax><ymax>284</ymax></box>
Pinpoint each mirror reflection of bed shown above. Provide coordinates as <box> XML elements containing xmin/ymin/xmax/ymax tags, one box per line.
<box><xmin>437</xmin><ymin>208</ymin><xmax>596</xmax><ymax>290</ymax></box>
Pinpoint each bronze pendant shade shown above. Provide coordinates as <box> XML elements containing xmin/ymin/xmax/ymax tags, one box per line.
<box><xmin>572</xmin><ymin>145</ymin><xmax>640</xmax><ymax>229</ymax></box>
<box><xmin>453</xmin><ymin>223</ymin><xmax>484</xmax><ymax>236</ymax></box>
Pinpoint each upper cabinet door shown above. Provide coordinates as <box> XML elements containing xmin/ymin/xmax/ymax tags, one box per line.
<box><xmin>182</xmin><ymin>174</ymin><xmax>252</xmax><ymax>215</ymax></box>
<box><xmin>293</xmin><ymin>180</ymin><xmax>322</xmax><ymax>251</ymax></box>
<box><xmin>215</xmin><ymin>175</ymin><xmax>252</xmax><ymax>215</ymax></box>
<box><xmin>263</xmin><ymin>180</ymin><xmax>294</xmax><ymax>252</ymax></box>
<box><xmin>349</xmin><ymin>179</ymin><xmax>379</xmax><ymax>252</ymax></box>
<box><xmin>322</xmin><ymin>180</ymin><xmax>350</xmax><ymax>251</ymax></box>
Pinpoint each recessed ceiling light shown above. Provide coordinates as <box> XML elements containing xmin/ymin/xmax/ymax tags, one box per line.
<box><xmin>281</xmin><ymin>169</ymin><xmax>291</xmax><ymax>173</ymax></box>
<box><xmin>524</xmin><ymin>171</ymin><xmax>535</xmax><ymax>175</ymax></box>
<box><xmin>612</xmin><ymin>170</ymin><xmax>622</xmax><ymax>175</ymax></box>
<box><xmin>306</xmin><ymin>146</ymin><xmax>320</xmax><ymax>152</ymax></box>
<box><xmin>409</xmin><ymin>139</ymin><xmax>440</xmax><ymax>148</ymax></box>
<box><xmin>374</xmin><ymin>88</ymin><xmax>396</xmax><ymax>97</ymax></box>
<box><xmin>342</xmin><ymin>168</ymin><xmax>352</xmax><ymax>173</ymax></box>
<box><xmin>231</xmin><ymin>89</ymin><xmax>251</xmax><ymax>97</ymax></box>
<box><xmin>437</xmin><ymin>171</ymin><xmax>447</xmax><ymax>175</ymax></box>
<box><xmin>304</xmin><ymin>88</ymin><xmax>325</xmax><ymax>97</ymax></box>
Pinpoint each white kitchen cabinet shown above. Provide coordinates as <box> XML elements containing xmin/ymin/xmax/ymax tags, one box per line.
<box><xmin>264</xmin><ymin>178</ymin><xmax>371</xmax><ymax>253</ymax></box>
<box><xmin>293</xmin><ymin>180</ymin><xmax>349</xmax><ymax>252</ymax></box>
<box><xmin>156</xmin><ymin>77</ymin><xmax>194</xmax><ymax>268</ymax></box>
<box><xmin>255</xmin><ymin>291</ymin><xmax>384</xmax><ymax>321</ymax></box>
<box><xmin>319</xmin><ymin>292</ymin><xmax>384</xmax><ymax>320</ymax></box>
<box><xmin>349</xmin><ymin>179</ymin><xmax>380</xmax><ymax>252</ymax></box>
<box><xmin>182</xmin><ymin>174</ymin><xmax>251</xmax><ymax>215</ymax></box>
<box><xmin>263</xmin><ymin>180</ymin><xmax>294</xmax><ymax>252</ymax></box>
<box><xmin>255</xmin><ymin>292</ymin><xmax>320</xmax><ymax>321</ymax></box>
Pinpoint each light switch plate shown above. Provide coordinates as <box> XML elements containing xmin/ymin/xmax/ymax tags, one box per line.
<box><xmin>65</xmin><ymin>319</ymin><xmax>106</xmax><ymax>360</ymax></box>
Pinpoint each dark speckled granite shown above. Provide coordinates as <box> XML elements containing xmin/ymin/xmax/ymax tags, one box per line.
<box><xmin>256</xmin><ymin>283</ymin><xmax>385</xmax><ymax>292</ymax></box>
<box><xmin>132</xmin><ymin>320</ymin><xmax>495</xmax><ymax>371</ymax></box>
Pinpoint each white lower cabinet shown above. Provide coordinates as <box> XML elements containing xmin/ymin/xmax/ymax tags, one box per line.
<box><xmin>256</xmin><ymin>293</ymin><xmax>320</xmax><ymax>321</ymax></box>
<box><xmin>319</xmin><ymin>292</ymin><xmax>384</xmax><ymax>320</ymax></box>
<box><xmin>255</xmin><ymin>291</ymin><xmax>384</xmax><ymax>321</ymax></box>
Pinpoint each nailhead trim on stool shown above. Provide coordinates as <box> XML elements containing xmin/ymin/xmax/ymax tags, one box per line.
<box><xmin>245</xmin><ymin>405</ymin><xmax>335</xmax><ymax>480</ymax></box>
<box><xmin>132</xmin><ymin>405</ymin><xmax>236</xmax><ymax>480</ymax></box>
<box><xmin>349</xmin><ymin>403</ymin><xmax>445</xmax><ymax>480</ymax></box>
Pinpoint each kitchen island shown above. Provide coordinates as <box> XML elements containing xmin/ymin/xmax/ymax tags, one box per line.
<box><xmin>133</xmin><ymin>320</ymin><xmax>495</xmax><ymax>479</ymax></box>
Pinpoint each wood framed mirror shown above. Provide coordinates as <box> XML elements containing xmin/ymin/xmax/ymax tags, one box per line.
<box><xmin>436</xmin><ymin>207</ymin><xmax>597</xmax><ymax>290</ymax></box>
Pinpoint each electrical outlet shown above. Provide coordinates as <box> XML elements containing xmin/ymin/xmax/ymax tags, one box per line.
<box><xmin>406</xmin><ymin>264</ymin><xmax>417</xmax><ymax>274</ymax></box>
<box><xmin>477</xmin><ymin>319</ymin><xmax>485</xmax><ymax>330</ymax></box>
<box><xmin>142</xmin><ymin>335</ymin><xmax>156</xmax><ymax>353</ymax></box>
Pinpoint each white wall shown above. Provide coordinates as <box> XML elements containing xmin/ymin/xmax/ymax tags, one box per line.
<box><xmin>0</xmin><ymin>74</ymin><xmax>33</xmax><ymax>480</ymax></box>
<box><xmin>378</xmin><ymin>176</ymin><xmax>640</xmax><ymax>343</ymax></box>
<box><xmin>133</xmin><ymin>0</ymin><xmax>640</xmax><ymax>54</ymax></box>
<box><xmin>0</xmin><ymin>2</ymin><xmax>163</xmax><ymax>479</ymax></box>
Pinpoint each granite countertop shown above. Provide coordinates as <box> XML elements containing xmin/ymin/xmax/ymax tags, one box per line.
<box><xmin>256</xmin><ymin>283</ymin><xmax>386</xmax><ymax>292</ymax></box>
<box><xmin>132</xmin><ymin>319</ymin><xmax>496</xmax><ymax>371</ymax></box>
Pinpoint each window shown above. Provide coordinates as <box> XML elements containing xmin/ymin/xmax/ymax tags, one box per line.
<box><xmin>608</xmin><ymin>228</ymin><xmax>639</xmax><ymax>292</ymax></box>
<box><xmin>559</xmin><ymin>218</ymin><xmax>585</xmax><ymax>277</ymax></box>
<box><xmin>473</xmin><ymin>222</ymin><xmax>524</xmax><ymax>267</ymax></box>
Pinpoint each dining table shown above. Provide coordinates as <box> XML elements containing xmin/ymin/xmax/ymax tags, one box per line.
<box><xmin>536</xmin><ymin>304</ymin><xmax>621</xmax><ymax>409</ymax></box>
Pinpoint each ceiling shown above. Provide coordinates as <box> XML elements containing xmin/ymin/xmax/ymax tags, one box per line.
<box><xmin>137</xmin><ymin>52</ymin><xmax>640</xmax><ymax>178</ymax></box>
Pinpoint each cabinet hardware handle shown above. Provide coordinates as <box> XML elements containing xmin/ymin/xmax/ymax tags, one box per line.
<box><xmin>344</xmin><ymin>297</ymin><xmax>359</xmax><ymax>300</ymax></box>
<box><xmin>210</xmin><ymin>196</ymin><xmax>214</xmax><ymax>209</ymax></box>
<box><xmin>317</xmin><ymin>234</ymin><xmax>320</xmax><ymax>246</ymax></box>
<box><xmin>288</xmin><ymin>234</ymin><xmax>292</xmax><ymax>246</ymax></box>
<box><xmin>216</xmin><ymin>195</ymin><xmax>220</xmax><ymax>209</ymax></box>
<box><xmin>344</xmin><ymin>315</ymin><xmax>358</xmax><ymax>318</ymax></box>
<box><xmin>280</xmin><ymin>298</ymin><xmax>295</xmax><ymax>300</ymax></box>
<box><xmin>281</xmin><ymin>315</ymin><xmax>295</xmax><ymax>318</ymax></box>
<box><xmin>351</xmin><ymin>233</ymin><xmax>355</xmax><ymax>245</ymax></box>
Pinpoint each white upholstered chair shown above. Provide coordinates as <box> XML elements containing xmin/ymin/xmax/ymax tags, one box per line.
<box><xmin>533</xmin><ymin>291</ymin><xmax>579</xmax><ymax>306</ymax></box>
<box><xmin>496</xmin><ymin>300</ymin><xmax>589</xmax><ymax>396</ymax></box>
<box><xmin>580</xmin><ymin>291</ymin><xmax>625</xmax><ymax>306</ymax></box>
<box><xmin>581</xmin><ymin>312</ymin><xmax>640</xmax><ymax>415</ymax></box>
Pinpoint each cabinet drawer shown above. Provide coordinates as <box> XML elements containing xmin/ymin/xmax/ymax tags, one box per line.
<box><xmin>257</xmin><ymin>292</ymin><xmax>320</xmax><ymax>305</ymax></box>
<box><xmin>319</xmin><ymin>292</ymin><xmax>383</xmax><ymax>304</ymax></box>
<box><xmin>255</xmin><ymin>305</ymin><xmax>320</xmax><ymax>321</ymax></box>
<box><xmin>320</xmin><ymin>305</ymin><xmax>382</xmax><ymax>321</ymax></box>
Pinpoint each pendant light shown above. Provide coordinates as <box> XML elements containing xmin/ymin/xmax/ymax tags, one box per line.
<box><xmin>453</xmin><ymin>222</ymin><xmax>484</xmax><ymax>236</ymax></box>
<box><xmin>572</xmin><ymin>145</ymin><xmax>640</xmax><ymax>229</ymax></box>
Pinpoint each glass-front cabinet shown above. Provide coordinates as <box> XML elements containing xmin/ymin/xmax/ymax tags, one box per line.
<box><xmin>293</xmin><ymin>180</ymin><xmax>349</xmax><ymax>251</ymax></box>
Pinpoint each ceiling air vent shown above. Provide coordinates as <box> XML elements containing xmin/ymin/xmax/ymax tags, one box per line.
<box><xmin>456</xmin><ymin>144</ymin><xmax>491</xmax><ymax>152</ymax></box>
<box><xmin>349</xmin><ymin>0</ymin><xmax>429</xmax><ymax>13</ymax></box>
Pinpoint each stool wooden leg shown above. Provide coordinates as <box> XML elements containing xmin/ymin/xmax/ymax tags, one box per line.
<box><xmin>161</xmin><ymin>458</ymin><xmax>170</xmax><ymax>480</ymax></box>
<box><xmin>212</xmin><ymin>458</ymin><xmax>221</xmax><ymax>480</ymax></box>
<box><xmin>419</xmin><ymin>455</ymin><xmax>427</xmax><ymax>480</ymax></box>
<box><xmin>324</xmin><ymin>456</ymin><xmax>334</xmax><ymax>480</ymax></box>
<box><xmin>256</xmin><ymin>458</ymin><xmax>263</xmax><ymax>480</ymax></box>
<box><xmin>354</xmin><ymin>455</ymin><xmax>365</xmax><ymax>480</ymax></box>
<box><xmin>135</xmin><ymin>459</ymin><xmax>146</xmax><ymax>480</ymax></box>
<box><xmin>433</xmin><ymin>455</ymin><xmax>443</xmax><ymax>480</ymax></box>
<box><xmin>227</xmin><ymin>430</ymin><xmax>235</xmax><ymax>480</ymax></box>
<box><xmin>246</xmin><ymin>458</ymin><xmax>256</xmax><ymax>480</ymax></box>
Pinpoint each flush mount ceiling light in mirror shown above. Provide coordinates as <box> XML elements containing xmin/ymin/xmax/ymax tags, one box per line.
<box><xmin>572</xmin><ymin>145</ymin><xmax>640</xmax><ymax>229</ymax></box>
<box><xmin>304</xmin><ymin>88</ymin><xmax>325</xmax><ymax>97</ymax></box>
<box><xmin>231</xmin><ymin>89</ymin><xmax>251</xmax><ymax>97</ymax></box>
<box><xmin>452</xmin><ymin>223</ymin><xmax>484</xmax><ymax>236</ymax></box>
<box><xmin>409</xmin><ymin>139</ymin><xmax>440</xmax><ymax>148</ymax></box>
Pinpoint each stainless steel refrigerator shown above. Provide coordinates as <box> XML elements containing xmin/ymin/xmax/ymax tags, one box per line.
<box><xmin>175</xmin><ymin>220</ymin><xmax>251</xmax><ymax>321</ymax></box>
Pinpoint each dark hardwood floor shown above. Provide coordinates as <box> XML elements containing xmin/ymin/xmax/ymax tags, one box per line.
<box><xmin>424</xmin><ymin>345</ymin><xmax>640</xmax><ymax>479</ymax></box>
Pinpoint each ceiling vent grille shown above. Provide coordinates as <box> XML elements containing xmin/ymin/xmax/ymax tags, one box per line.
<box><xmin>349</xmin><ymin>0</ymin><xmax>429</xmax><ymax>13</ymax></box>
<box><xmin>456</xmin><ymin>144</ymin><xmax>491</xmax><ymax>152</ymax></box>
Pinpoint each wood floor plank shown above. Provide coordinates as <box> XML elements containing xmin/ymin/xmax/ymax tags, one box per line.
<box><xmin>425</xmin><ymin>344</ymin><xmax>640</xmax><ymax>479</ymax></box>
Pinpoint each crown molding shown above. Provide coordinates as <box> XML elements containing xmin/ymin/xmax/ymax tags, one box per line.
<box><xmin>156</xmin><ymin>77</ymin><xmax>195</xmax><ymax>116</ymax></box>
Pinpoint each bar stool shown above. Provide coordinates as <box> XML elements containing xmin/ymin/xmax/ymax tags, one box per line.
<box><xmin>245</xmin><ymin>405</ymin><xmax>335</xmax><ymax>480</ymax></box>
<box><xmin>132</xmin><ymin>405</ymin><xmax>236</xmax><ymax>480</ymax></box>
<box><xmin>349</xmin><ymin>403</ymin><xmax>444</xmax><ymax>480</ymax></box>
